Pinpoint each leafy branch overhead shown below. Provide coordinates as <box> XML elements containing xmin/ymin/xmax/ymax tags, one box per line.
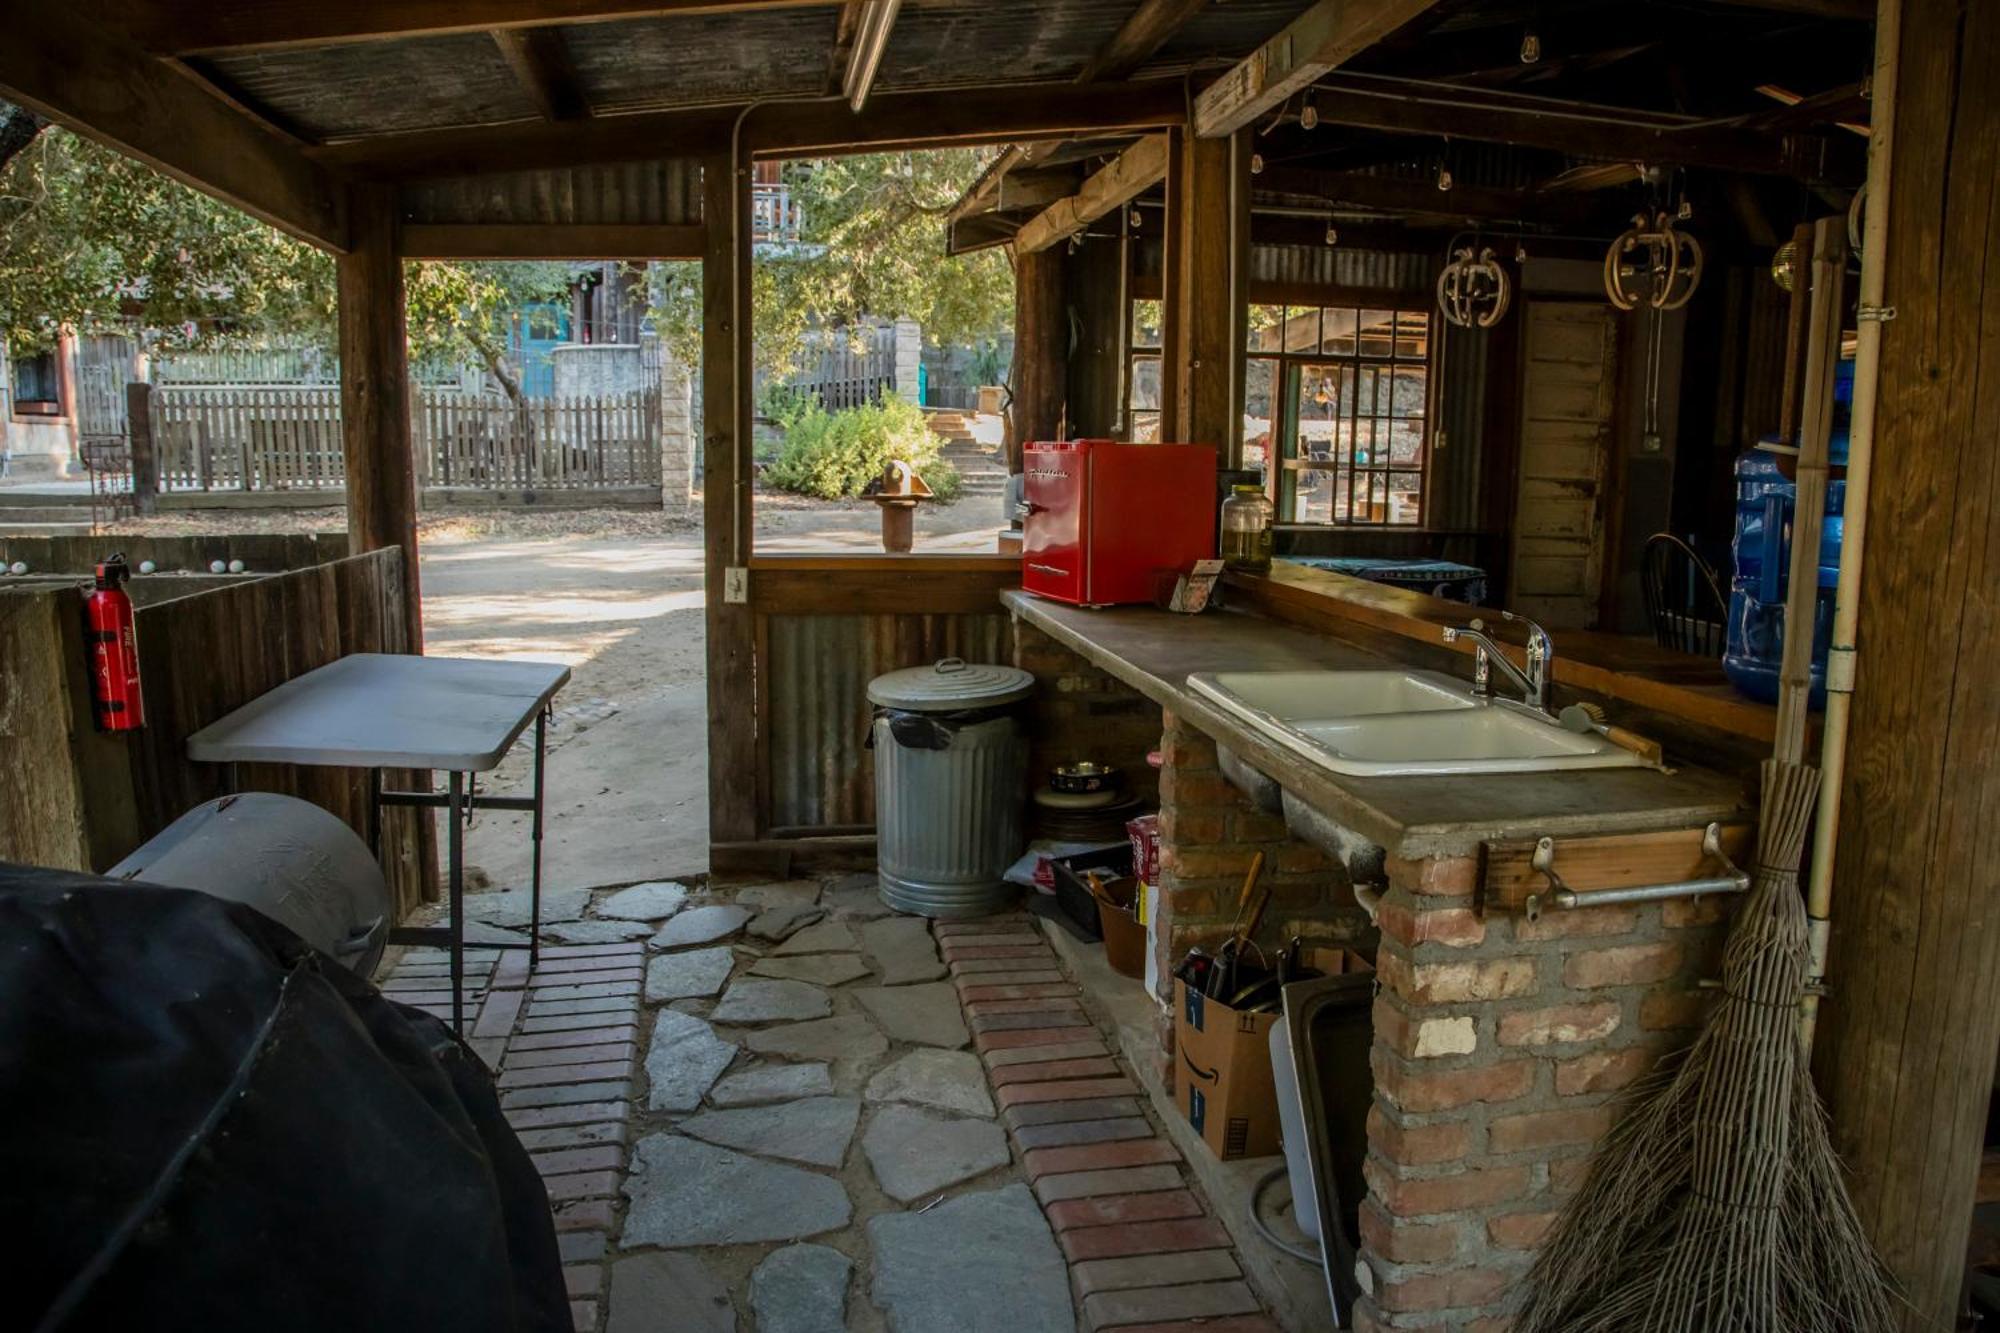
<box><xmin>646</xmin><ymin>149</ymin><xmax>1014</xmax><ymax>376</ymax></box>
<box><xmin>0</xmin><ymin>126</ymin><xmax>568</xmax><ymax>372</ymax></box>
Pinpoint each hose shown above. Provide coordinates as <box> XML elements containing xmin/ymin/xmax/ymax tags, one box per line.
<box><xmin>1249</xmin><ymin>1163</ymin><xmax>1323</xmax><ymax>1265</ymax></box>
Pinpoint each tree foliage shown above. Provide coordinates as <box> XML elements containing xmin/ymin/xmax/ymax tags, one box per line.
<box><xmin>0</xmin><ymin>124</ymin><xmax>569</xmax><ymax>384</ymax></box>
<box><xmin>647</xmin><ymin>149</ymin><xmax>1013</xmax><ymax>376</ymax></box>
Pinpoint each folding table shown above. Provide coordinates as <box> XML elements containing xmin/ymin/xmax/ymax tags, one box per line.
<box><xmin>187</xmin><ymin>653</ymin><xmax>571</xmax><ymax>1031</ymax></box>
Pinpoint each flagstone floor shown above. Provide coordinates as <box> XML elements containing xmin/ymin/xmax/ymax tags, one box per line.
<box><xmin>383</xmin><ymin>873</ymin><xmax>1287</xmax><ymax>1332</ymax></box>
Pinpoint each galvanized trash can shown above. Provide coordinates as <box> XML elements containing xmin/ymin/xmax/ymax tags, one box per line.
<box><xmin>868</xmin><ymin>657</ymin><xmax>1034</xmax><ymax>918</ymax></box>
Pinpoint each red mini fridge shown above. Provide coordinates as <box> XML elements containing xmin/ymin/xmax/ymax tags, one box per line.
<box><xmin>1021</xmin><ymin>440</ymin><xmax>1219</xmax><ymax>606</ymax></box>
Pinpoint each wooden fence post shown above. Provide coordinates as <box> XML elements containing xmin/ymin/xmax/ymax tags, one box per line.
<box><xmin>125</xmin><ymin>382</ymin><xmax>158</xmax><ymax>515</ymax></box>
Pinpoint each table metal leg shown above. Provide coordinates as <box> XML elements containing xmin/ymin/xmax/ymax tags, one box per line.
<box><xmin>530</xmin><ymin>707</ymin><xmax>548</xmax><ymax>968</ymax></box>
<box><xmin>448</xmin><ymin>770</ymin><xmax>466</xmax><ymax>1034</ymax></box>
<box><xmin>366</xmin><ymin>767</ymin><xmax>382</xmax><ymax>859</ymax></box>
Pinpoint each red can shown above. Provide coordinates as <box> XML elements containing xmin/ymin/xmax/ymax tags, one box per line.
<box><xmin>83</xmin><ymin>554</ymin><xmax>145</xmax><ymax>731</ymax></box>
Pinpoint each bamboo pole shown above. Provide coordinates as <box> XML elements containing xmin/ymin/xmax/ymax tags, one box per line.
<box><xmin>1802</xmin><ymin>0</ymin><xmax>1900</xmax><ymax>1052</ymax></box>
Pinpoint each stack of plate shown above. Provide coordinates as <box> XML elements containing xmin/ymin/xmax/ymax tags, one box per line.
<box><xmin>1032</xmin><ymin>784</ymin><xmax>1146</xmax><ymax>842</ymax></box>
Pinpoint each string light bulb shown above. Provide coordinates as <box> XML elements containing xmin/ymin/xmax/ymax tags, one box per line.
<box><xmin>1325</xmin><ymin>221</ymin><xmax>1339</xmax><ymax>246</ymax></box>
<box><xmin>1300</xmin><ymin>93</ymin><xmax>1319</xmax><ymax>131</ymax></box>
<box><xmin>1129</xmin><ymin>206</ymin><xmax>1142</xmax><ymax>228</ymax></box>
<box><xmin>1436</xmin><ymin>165</ymin><xmax>1454</xmax><ymax>191</ymax></box>
<box><xmin>1520</xmin><ymin>31</ymin><xmax>1542</xmax><ymax>63</ymax></box>
<box><xmin>1250</xmin><ymin>152</ymin><xmax>1265</xmax><ymax>175</ymax></box>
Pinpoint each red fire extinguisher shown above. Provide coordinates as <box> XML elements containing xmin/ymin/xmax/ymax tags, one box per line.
<box><xmin>84</xmin><ymin>553</ymin><xmax>145</xmax><ymax>732</ymax></box>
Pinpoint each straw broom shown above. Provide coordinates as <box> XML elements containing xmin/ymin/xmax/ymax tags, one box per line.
<box><xmin>1517</xmin><ymin>217</ymin><xmax>1896</xmax><ymax>1333</ymax></box>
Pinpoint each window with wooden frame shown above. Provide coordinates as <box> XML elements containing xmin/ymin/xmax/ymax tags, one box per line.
<box><xmin>10</xmin><ymin>348</ymin><xmax>63</xmax><ymax>417</ymax></box>
<box><xmin>1248</xmin><ymin>302</ymin><xmax>1431</xmax><ymax>526</ymax></box>
<box><xmin>1126</xmin><ymin>299</ymin><xmax>1163</xmax><ymax>442</ymax></box>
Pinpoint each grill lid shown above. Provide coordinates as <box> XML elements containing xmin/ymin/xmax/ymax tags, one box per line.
<box><xmin>867</xmin><ymin>657</ymin><xmax>1035</xmax><ymax>712</ymax></box>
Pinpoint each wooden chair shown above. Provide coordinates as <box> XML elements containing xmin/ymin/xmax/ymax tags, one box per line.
<box><xmin>1641</xmin><ymin>532</ymin><xmax>1728</xmax><ymax>657</ymax></box>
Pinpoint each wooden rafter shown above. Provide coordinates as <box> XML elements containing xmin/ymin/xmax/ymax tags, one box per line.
<box><xmin>310</xmin><ymin>79</ymin><xmax>1188</xmax><ymax>180</ymax></box>
<box><xmin>2</xmin><ymin>2</ymin><xmax>345</xmax><ymax>248</ymax></box>
<box><xmin>1076</xmin><ymin>0</ymin><xmax>1211</xmax><ymax>83</ymax></box>
<box><xmin>1192</xmin><ymin>0</ymin><xmax>1447</xmax><ymax>138</ymax></box>
<box><xmin>131</xmin><ymin>0</ymin><xmax>835</xmax><ymax>55</ymax></box>
<box><xmin>1275</xmin><ymin>75</ymin><xmax>1864</xmax><ymax>183</ymax></box>
<box><xmin>491</xmin><ymin>28</ymin><xmax>589</xmax><ymax>120</ymax></box>
<box><xmin>1015</xmin><ymin>134</ymin><xmax>1169</xmax><ymax>253</ymax></box>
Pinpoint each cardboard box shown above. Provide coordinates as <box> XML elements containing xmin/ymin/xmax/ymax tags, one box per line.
<box><xmin>1174</xmin><ymin>947</ymin><xmax>1374</xmax><ymax>1161</ymax></box>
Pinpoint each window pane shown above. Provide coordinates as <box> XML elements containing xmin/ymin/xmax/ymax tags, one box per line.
<box><xmin>1319</xmin><ymin>308</ymin><xmax>1358</xmax><ymax>357</ymax></box>
<box><xmin>1294</xmin><ymin>464</ymin><xmax>1334</xmax><ymax>524</ymax></box>
<box><xmin>1395</xmin><ymin>310</ymin><xmax>1431</xmax><ymax>360</ymax></box>
<box><xmin>1131</xmin><ymin>300</ymin><xmax>1163</xmax><ymax>350</ymax></box>
<box><xmin>1389</xmin><ymin>471</ymin><xmax>1423</xmax><ymax>525</ymax></box>
<box><xmin>1279</xmin><ymin>307</ymin><xmax>1321</xmax><ymax>353</ymax></box>
<box><xmin>11</xmin><ymin>352</ymin><xmax>59</xmax><ymax>404</ymax></box>
<box><xmin>1129</xmin><ymin>355</ymin><xmax>1161</xmax><ymax>411</ymax></box>
<box><xmin>1130</xmin><ymin>410</ymin><xmax>1161</xmax><ymax>443</ymax></box>
<box><xmin>1390</xmin><ymin>367</ymin><xmax>1427</xmax><ymax>418</ymax></box>
<box><xmin>1245</xmin><ymin>305</ymin><xmax>1289</xmax><ymax>353</ymax></box>
<box><xmin>1357</xmin><ymin>309</ymin><xmax>1398</xmax><ymax>358</ymax></box>
<box><xmin>1243</xmin><ymin>358</ymin><xmax>1275</xmax><ymax>478</ymax></box>
<box><xmin>1388</xmin><ymin>418</ymin><xmax>1426</xmax><ymax>464</ymax></box>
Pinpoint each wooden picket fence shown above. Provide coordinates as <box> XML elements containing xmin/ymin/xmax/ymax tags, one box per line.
<box><xmin>151</xmin><ymin>386</ymin><xmax>661</xmax><ymax>493</ymax></box>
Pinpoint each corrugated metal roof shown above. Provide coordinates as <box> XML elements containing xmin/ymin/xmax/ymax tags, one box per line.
<box><xmin>199</xmin><ymin>34</ymin><xmax>539</xmax><ymax>141</ymax></box>
<box><xmin>1140</xmin><ymin>0</ymin><xmax>1322</xmax><ymax>74</ymax></box>
<box><xmin>563</xmin><ymin>9</ymin><xmax>842</xmax><ymax>114</ymax></box>
<box><xmin>401</xmin><ymin>159</ymin><xmax>704</xmax><ymax>227</ymax></box>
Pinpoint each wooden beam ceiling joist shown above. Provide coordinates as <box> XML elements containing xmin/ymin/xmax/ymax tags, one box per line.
<box><xmin>311</xmin><ymin>80</ymin><xmax>1189</xmax><ymax>180</ymax></box>
<box><xmin>947</xmin><ymin>212</ymin><xmax>1027</xmax><ymax>256</ymax></box>
<box><xmin>1015</xmin><ymin>134</ymin><xmax>1169</xmax><ymax>254</ymax></box>
<box><xmin>132</xmin><ymin>1</ymin><xmax>836</xmax><ymax>55</ymax></box>
<box><xmin>491</xmin><ymin>28</ymin><xmax>589</xmax><ymax>121</ymax></box>
<box><xmin>2</xmin><ymin>3</ymin><xmax>346</xmax><ymax>248</ymax></box>
<box><xmin>1700</xmin><ymin>0</ymin><xmax>1873</xmax><ymax>18</ymax></box>
<box><xmin>398</xmin><ymin>222</ymin><xmax>703</xmax><ymax>258</ymax></box>
<box><xmin>1193</xmin><ymin>0</ymin><xmax>1448</xmax><ymax>138</ymax></box>
<box><xmin>1275</xmin><ymin>75</ymin><xmax>1865</xmax><ymax>183</ymax></box>
<box><xmin>1076</xmin><ymin>0</ymin><xmax>1212</xmax><ymax>84</ymax></box>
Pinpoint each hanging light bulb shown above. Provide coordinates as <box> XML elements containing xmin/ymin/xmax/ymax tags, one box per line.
<box><xmin>1436</xmin><ymin>164</ymin><xmax>1454</xmax><ymax>192</ymax></box>
<box><xmin>1520</xmin><ymin>31</ymin><xmax>1542</xmax><ymax>63</ymax></box>
<box><xmin>1129</xmin><ymin>206</ymin><xmax>1142</xmax><ymax>228</ymax></box>
<box><xmin>1250</xmin><ymin>152</ymin><xmax>1265</xmax><ymax>175</ymax></box>
<box><xmin>1300</xmin><ymin>93</ymin><xmax>1319</xmax><ymax>131</ymax></box>
<box><xmin>1324</xmin><ymin>222</ymin><xmax>1339</xmax><ymax>247</ymax></box>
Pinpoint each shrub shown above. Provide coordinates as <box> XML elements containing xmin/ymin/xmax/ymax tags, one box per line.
<box><xmin>762</xmin><ymin>393</ymin><xmax>962</xmax><ymax>502</ymax></box>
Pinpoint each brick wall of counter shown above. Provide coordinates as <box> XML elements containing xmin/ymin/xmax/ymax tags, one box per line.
<box><xmin>1013</xmin><ymin>619</ymin><xmax>1164</xmax><ymax>810</ymax></box>
<box><xmin>1353</xmin><ymin>855</ymin><xmax>1730</xmax><ymax>1331</ymax></box>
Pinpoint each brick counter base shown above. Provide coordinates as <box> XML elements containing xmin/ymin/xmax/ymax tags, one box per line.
<box><xmin>1354</xmin><ymin>855</ymin><xmax>1730</xmax><ymax>1330</ymax></box>
<box><xmin>941</xmin><ymin>912</ymin><xmax>1287</xmax><ymax>1333</ymax></box>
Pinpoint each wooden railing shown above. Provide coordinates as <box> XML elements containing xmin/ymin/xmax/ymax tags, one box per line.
<box><xmin>148</xmin><ymin>386</ymin><xmax>663</xmax><ymax>493</ymax></box>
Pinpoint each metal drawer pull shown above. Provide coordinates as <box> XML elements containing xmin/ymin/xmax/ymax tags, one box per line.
<box><xmin>1524</xmin><ymin>822</ymin><xmax>1750</xmax><ymax>921</ymax></box>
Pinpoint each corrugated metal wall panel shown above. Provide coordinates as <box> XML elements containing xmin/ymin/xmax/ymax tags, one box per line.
<box><xmin>400</xmin><ymin>160</ymin><xmax>704</xmax><ymax>226</ymax></box>
<box><xmin>766</xmin><ymin>611</ymin><xmax>1011</xmax><ymax>829</ymax></box>
<box><xmin>1249</xmin><ymin>243</ymin><xmax>1435</xmax><ymax>292</ymax></box>
<box><xmin>1428</xmin><ymin>321</ymin><xmax>1494</xmax><ymax>531</ymax></box>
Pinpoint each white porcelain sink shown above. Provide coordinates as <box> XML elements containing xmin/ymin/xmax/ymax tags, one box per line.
<box><xmin>1186</xmin><ymin>669</ymin><xmax>1648</xmax><ymax>777</ymax></box>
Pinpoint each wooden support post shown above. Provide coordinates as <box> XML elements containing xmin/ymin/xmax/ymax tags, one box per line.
<box><xmin>1166</xmin><ymin>129</ymin><xmax>1234</xmax><ymax>449</ymax></box>
<box><xmin>703</xmin><ymin>153</ymin><xmax>758</xmax><ymax>846</ymax></box>
<box><xmin>1010</xmin><ymin>246</ymin><xmax>1066</xmax><ymax>470</ymax></box>
<box><xmin>1815</xmin><ymin>3</ymin><xmax>2000</xmax><ymax>1327</ymax></box>
<box><xmin>1158</xmin><ymin>127</ymin><xmax>1185</xmax><ymax>440</ymax></box>
<box><xmin>337</xmin><ymin>182</ymin><xmax>421</xmax><ymax>652</ymax></box>
<box><xmin>124</xmin><ymin>381</ymin><xmax>158</xmax><ymax>516</ymax></box>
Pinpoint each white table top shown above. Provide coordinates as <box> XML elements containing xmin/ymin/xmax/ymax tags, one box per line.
<box><xmin>186</xmin><ymin>653</ymin><xmax>571</xmax><ymax>771</ymax></box>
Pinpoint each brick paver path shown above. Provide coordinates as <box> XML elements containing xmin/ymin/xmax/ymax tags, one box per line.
<box><xmin>381</xmin><ymin>877</ymin><xmax>1286</xmax><ymax>1331</ymax></box>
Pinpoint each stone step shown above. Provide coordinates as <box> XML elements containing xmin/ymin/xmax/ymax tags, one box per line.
<box><xmin>0</xmin><ymin>505</ymin><xmax>95</xmax><ymax>523</ymax></box>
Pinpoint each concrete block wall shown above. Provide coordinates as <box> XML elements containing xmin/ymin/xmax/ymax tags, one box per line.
<box><xmin>660</xmin><ymin>352</ymin><xmax>694</xmax><ymax>512</ymax></box>
<box><xmin>1353</xmin><ymin>854</ymin><xmax>1730</xmax><ymax>1331</ymax></box>
<box><xmin>893</xmin><ymin>318</ymin><xmax>922</xmax><ymax>404</ymax></box>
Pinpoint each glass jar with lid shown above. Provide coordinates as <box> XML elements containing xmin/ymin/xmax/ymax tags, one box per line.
<box><xmin>1220</xmin><ymin>484</ymin><xmax>1275</xmax><ymax>573</ymax></box>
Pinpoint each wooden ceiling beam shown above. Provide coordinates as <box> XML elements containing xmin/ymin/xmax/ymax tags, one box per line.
<box><xmin>1283</xmin><ymin>75</ymin><xmax>1863</xmax><ymax>182</ymax></box>
<box><xmin>2</xmin><ymin>2</ymin><xmax>345</xmax><ymax>248</ymax></box>
<box><xmin>1192</xmin><ymin>0</ymin><xmax>1448</xmax><ymax>138</ymax></box>
<box><xmin>1076</xmin><ymin>0</ymin><xmax>1211</xmax><ymax>84</ymax></box>
<box><xmin>1700</xmin><ymin>0</ymin><xmax>1873</xmax><ymax>18</ymax></box>
<box><xmin>491</xmin><ymin>28</ymin><xmax>589</xmax><ymax>120</ymax></box>
<box><xmin>311</xmin><ymin>80</ymin><xmax>1188</xmax><ymax>180</ymax></box>
<box><xmin>130</xmin><ymin>1</ymin><xmax>836</xmax><ymax>55</ymax></box>
<box><xmin>1015</xmin><ymin>134</ymin><xmax>1169</xmax><ymax>254</ymax></box>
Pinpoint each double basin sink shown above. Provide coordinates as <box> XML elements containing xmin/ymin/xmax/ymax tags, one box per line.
<box><xmin>1185</xmin><ymin>669</ymin><xmax>1647</xmax><ymax>778</ymax></box>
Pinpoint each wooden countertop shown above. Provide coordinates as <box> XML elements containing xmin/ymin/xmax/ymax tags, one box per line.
<box><xmin>1001</xmin><ymin>590</ymin><xmax>1750</xmax><ymax>860</ymax></box>
<box><xmin>1227</xmin><ymin>563</ymin><xmax>1775</xmax><ymax>745</ymax></box>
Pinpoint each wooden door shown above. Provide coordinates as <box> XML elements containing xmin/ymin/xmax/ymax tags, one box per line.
<box><xmin>1508</xmin><ymin>302</ymin><xmax>1618</xmax><ymax>629</ymax></box>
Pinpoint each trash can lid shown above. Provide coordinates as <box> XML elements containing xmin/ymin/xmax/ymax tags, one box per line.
<box><xmin>867</xmin><ymin>657</ymin><xmax>1035</xmax><ymax>712</ymax></box>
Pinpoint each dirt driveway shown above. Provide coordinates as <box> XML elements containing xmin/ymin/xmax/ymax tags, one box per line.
<box><xmin>113</xmin><ymin>489</ymin><xmax>1007</xmax><ymax>892</ymax></box>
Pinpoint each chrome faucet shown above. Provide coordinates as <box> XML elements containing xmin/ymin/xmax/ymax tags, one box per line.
<box><xmin>1442</xmin><ymin>612</ymin><xmax>1555</xmax><ymax>714</ymax></box>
